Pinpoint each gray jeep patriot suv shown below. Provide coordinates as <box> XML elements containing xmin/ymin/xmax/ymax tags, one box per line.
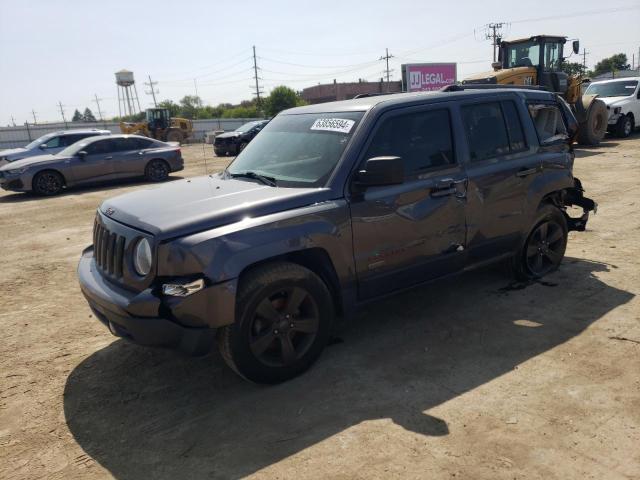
<box><xmin>78</xmin><ymin>87</ymin><xmax>595</xmax><ymax>383</ymax></box>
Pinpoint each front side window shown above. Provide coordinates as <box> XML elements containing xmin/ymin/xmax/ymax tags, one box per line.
<box><xmin>85</xmin><ymin>139</ymin><xmax>114</xmax><ymax>155</ymax></box>
<box><xmin>364</xmin><ymin>109</ymin><xmax>454</xmax><ymax>175</ymax></box>
<box><xmin>41</xmin><ymin>136</ymin><xmax>62</xmax><ymax>149</ymax></box>
<box><xmin>461</xmin><ymin>102</ymin><xmax>510</xmax><ymax>162</ymax></box>
<box><xmin>505</xmin><ymin>41</ymin><xmax>540</xmax><ymax>68</ymax></box>
<box><xmin>528</xmin><ymin>104</ymin><xmax>568</xmax><ymax>144</ymax></box>
<box><xmin>226</xmin><ymin>112</ymin><xmax>363</xmax><ymax>187</ymax></box>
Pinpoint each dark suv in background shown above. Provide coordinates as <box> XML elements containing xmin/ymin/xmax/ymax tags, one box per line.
<box><xmin>78</xmin><ymin>87</ymin><xmax>595</xmax><ymax>383</ymax></box>
<box><xmin>213</xmin><ymin>120</ymin><xmax>269</xmax><ymax>156</ymax></box>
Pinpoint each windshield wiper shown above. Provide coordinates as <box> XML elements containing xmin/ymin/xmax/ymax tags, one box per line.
<box><xmin>228</xmin><ymin>171</ymin><xmax>277</xmax><ymax>187</ymax></box>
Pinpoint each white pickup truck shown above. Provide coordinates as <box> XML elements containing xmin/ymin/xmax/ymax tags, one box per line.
<box><xmin>584</xmin><ymin>77</ymin><xmax>640</xmax><ymax>138</ymax></box>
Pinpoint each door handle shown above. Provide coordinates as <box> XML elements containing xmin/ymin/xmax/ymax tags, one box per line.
<box><xmin>105</xmin><ymin>156</ymin><xmax>113</xmax><ymax>160</ymax></box>
<box><xmin>138</xmin><ymin>151</ymin><xmax>144</xmax><ymax>155</ymax></box>
<box><xmin>431</xmin><ymin>178</ymin><xmax>467</xmax><ymax>198</ymax></box>
<box><xmin>516</xmin><ymin>167</ymin><xmax>539</xmax><ymax>178</ymax></box>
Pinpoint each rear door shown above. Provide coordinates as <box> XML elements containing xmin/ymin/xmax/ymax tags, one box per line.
<box><xmin>460</xmin><ymin>97</ymin><xmax>541</xmax><ymax>263</ymax></box>
<box><xmin>111</xmin><ymin>137</ymin><xmax>155</xmax><ymax>178</ymax></box>
<box><xmin>349</xmin><ymin>103</ymin><xmax>468</xmax><ymax>299</ymax></box>
<box><xmin>71</xmin><ymin>138</ymin><xmax>117</xmax><ymax>183</ymax></box>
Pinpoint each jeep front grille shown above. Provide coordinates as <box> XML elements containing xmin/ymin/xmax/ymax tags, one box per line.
<box><xmin>93</xmin><ymin>221</ymin><xmax>125</xmax><ymax>278</ymax></box>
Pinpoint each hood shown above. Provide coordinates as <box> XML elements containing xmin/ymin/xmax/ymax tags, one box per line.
<box><xmin>0</xmin><ymin>147</ymin><xmax>28</xmax><ymax>160</ymax></box>
<box><xmin>0</xmin><ymin>154</ymin><xmax>61</xmax><ymax>171</ymax></box>
<box><xmin>215</xmin><ymin>131</ymin><xmax>241</xmax><ymax>139</ymax></box>
<box><xmin>597</xmin><ymin>96</ymin><xmax>631</xmax><ymax>107</ymax></box>
<box><xmin>100</xmin><ymin>174</ymin><xmax>331</xmax><ymax>239</ymax></box>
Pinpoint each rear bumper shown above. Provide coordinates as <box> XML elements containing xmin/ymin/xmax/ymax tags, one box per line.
<box><xmin>77</xmin><ymin>246</ymin><xmax>236</xmax><ymax>355</ymax></box>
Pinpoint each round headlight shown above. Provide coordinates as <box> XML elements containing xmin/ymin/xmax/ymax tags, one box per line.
<box><xmin>133</xmin><ymin>238</ymin><xmax>152</xmax><ymax>276</ymax></box>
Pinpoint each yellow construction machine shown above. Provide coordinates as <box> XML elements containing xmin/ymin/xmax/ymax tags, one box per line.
<box><xmin>463</xmin><ymin>35</ymin><xmax>607</xmax><ymax>145</ymax></box>
<box><xmin>120</xmin><ymin>108</ymin><xmax>193</xmax><ymax>143</ymax></box>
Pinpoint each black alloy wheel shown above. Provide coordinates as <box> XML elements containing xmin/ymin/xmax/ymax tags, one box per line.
<box><xmin>145</xmin><ymin>159</ymin><xmax>169</xmax><ymax>182</ymax></box>
<box><xmin>525</xmin><ymin>219</ymin><xmax>566</xmax><ymax>277</ymax></box>
<box><xmin>249</xmin><ymin>287</ymin><xmax>320</xmax><ymax>367</ymax></box>
<box><xmin>33</xmin><ymin>171</ymin><xmax>64</xmax><ymax>196</ymax></box>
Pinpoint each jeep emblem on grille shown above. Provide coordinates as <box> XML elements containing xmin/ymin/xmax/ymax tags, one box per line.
<box><xmin>105</xmin><ymin>207</ymin><xmax>115</xmax><ymax>216</ymax></box>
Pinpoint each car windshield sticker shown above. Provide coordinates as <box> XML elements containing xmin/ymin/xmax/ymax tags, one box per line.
<box><xmin>310</xmin><ymin>118</ymin><xmax>355</xmax><ymax>134</ymax></box>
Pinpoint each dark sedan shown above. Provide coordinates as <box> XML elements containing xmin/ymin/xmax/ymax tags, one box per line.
<box><xmin>0</xmin><ymin>135</ymin><xmax>183</xmax><ymax>196</ymax></box>
<box><xmin>213</xmin><ymin>120</ymin><xmax>268</xmax><ymax>156</ymax></box>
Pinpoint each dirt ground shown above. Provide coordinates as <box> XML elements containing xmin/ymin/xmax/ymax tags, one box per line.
<box><xmin>0</xmin><ymin>136</ymin><xmax>639</xmax><ymax>480</ymax></box>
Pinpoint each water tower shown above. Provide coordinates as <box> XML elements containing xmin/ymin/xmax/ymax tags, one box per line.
<box><xmin>115</xmin><ymin>69</ymin><xmax>142</xmax><ymax>117</ymax></box>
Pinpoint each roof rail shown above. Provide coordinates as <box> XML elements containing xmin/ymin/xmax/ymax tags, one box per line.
<box><xmin>352</xmin><ymin>92</ymin><xmax>400</xmax><ymax>99</ymax></box>
<box><xmin>441</xmin><ymin>84</ymin><xmax>548</xmax><ymax>92</ymax></box>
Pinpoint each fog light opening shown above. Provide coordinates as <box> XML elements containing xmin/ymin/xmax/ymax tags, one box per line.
<box><xmin>162</xmin><ymin>278</ymin><xmax>205</xmax><ymax>297</ymax></box>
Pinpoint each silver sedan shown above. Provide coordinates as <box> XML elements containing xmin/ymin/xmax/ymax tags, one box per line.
<box><xmin>0</xmin><ymin>135</ymin><xmax>183</xmax><ymax>195</ymax></box>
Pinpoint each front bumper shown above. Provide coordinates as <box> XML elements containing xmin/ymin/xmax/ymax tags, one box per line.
<box><xmin>77</xmin><ymin>246</ymin><xmax>237</xmax><ymax>355</ymax></box>
<box><xmin>0</xmin><ymin>175</ymin><xmax>27</xmax><ymax>192</ymax></box>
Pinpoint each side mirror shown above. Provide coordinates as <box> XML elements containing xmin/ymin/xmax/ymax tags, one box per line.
<box><xmin>355</xmin><ymin>156</ymin><xmax>404</xmax><ymax>187</ymax></box>
<box><xmin>39</xmin><ymin>144</ymin><xmax>47</xmax><ymax>150</ymax></box>
<box><xmin>572</xmin><ymin>40</ymin><xmax>580</xmax><ymax>55</ymax></box>
<box><xmin>77</xmin><ymin>151</ymin><xmax>88</xmax><ymax>159</ymax></box>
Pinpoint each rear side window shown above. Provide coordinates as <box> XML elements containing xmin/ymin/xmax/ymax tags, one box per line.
<box><xmin>461</xmin><ymin>103</ymin><xmax>510</xmax><ymax>162</ymax></box>
<box><xmin>365</xmin><ymin>109</ymin><xmax>454</xmax><ymax>175</ymax></box>
<box><xmin>133</xmin><ymin>138</ymin><xmax>154</xmax><ymax>149</ymax></box>
<box><xmin>528</xmin><ymin>103</ymin><xmax>568</xmax><ymax>144</ymax></box>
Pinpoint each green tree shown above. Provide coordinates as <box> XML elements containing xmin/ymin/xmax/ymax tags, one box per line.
<box><xmin>179</xmin><ymin>95</ymin><xmax>204</xmax><ymax>119</ymax></box>
<box><xmin>157</xmin><ymin>100</ymin><xmax>180</xmax><ymax>117</ymax></box>
<box><xmin>560</xmin><ymin>61</ymin><xmax>585</xmax><ymax>77</ymax></box>
<box><xmin>221</xmin><ymin>105</ymin><xmax>259</xmax><ymax>118</ymax></box>
<box><xmin>592</xmin><ymin>53</ymin><xmax>630</xmax><ymax>77</ymax></box>
<box><xmin>72</xmin><ymin>109</ymin><xmax>83</xmax><ymax>122</ymax></box>
<box><xmin>83</xmin><ymin>108</ymin><xmax>97</xmax><ymax>122</ymax></box>
<box><xmin>264</xmin><ymin>86</ymin><xmax>306</xmax><ymax>116</ymax></box>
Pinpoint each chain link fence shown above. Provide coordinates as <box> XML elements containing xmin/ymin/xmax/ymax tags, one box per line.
<box><xmin>0</xmin><ymin>118</ymin><xmax>264</xmax><ymax>149</ymax></box>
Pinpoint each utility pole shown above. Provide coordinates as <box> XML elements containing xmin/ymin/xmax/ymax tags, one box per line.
<box><xmin>93</xmin><ymin>94</ymin><xmax>104</xmax><ymax>121</ymax></box>
<box><xmin>252</xmin><ymin>45</ymin><xmax>263</xmax><ymax>111</ymax></box>
<box><xmin>193</xmin><ymin>78</ymin><xmax>199</xmax><ymax>98</ymax></box>
<box><xmin>31</xmin><ymin>109</ymin><xmax>38</xmax><ymax>124</ymax></box>
<box><xmin>485</xmin><ymin>23</ymin><xmax>505</xmax><ymax>63</ymax></box>
<box><xmin>10</xmin><ymin>116</ymin><xmax>16</xmax><ymax>127</ymax></box>
<box><xmin>58</xmin><ymin>101</ymin><xmax>68</xmax><ymax>128</ymax></box>
<box><xmin>582</xmin><ymin>48</ymin><xmax>589</xmax><ymax>76</ymax></box>
<box><xmin>144</xmin><ymin>75</ymin><xmax>159</xmax><ymax>107</ymax></box>
<box><xmin>379</xmin><ymin>48</ymin><xmax>394</xmax><ymax>91</ymax></box>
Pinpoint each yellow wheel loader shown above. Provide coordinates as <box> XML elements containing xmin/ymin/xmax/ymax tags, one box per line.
<box><xmin>120</xmin><ymin>108</ymin><xmax>193</xmax><ymax>144</ymax></box>
<box><xmin>463</xmin><ymin>35</ymin><xmax>607</xmax><ymax>145</ymax></box>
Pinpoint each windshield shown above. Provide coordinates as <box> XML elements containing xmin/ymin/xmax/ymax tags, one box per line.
<box><xmin>585</xmin><ymin>80</ymin><xmax>638</xmax><ymax>97</ymax></box>
<box><xmin>57</xmin><ymin>139</ymin><xmax>93</xmax><ymax>157</ymax></box>
<box><xmin>504</xmin><ymin>41</ymin><xmax>540</xmax><ymax>68</ymax></box>
<box><xmin>25</xmin><ymin>132</ymin><xmax>55</xmax><ymax>150</ymax></box>
<box><xmin>226</xmin><ymin>112</ymin><xmax>364</xmax><ymax>187</ymax></box>
<box><xmin>235</xmin><ymin>121</ymin><xmax>264</xmax><ymax>133</ymax></box>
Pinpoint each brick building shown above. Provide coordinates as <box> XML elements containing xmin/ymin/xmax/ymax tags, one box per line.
<box><xmin>301</xmin><ymin>79</ymin><xmax>403</xmax><ymax>104</ymax></box>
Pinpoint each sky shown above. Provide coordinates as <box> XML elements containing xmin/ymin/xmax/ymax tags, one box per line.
<box><xmin>0</xmin><ymin>0</ymin><xmax>639</xmax><ymax>125</ymax></box>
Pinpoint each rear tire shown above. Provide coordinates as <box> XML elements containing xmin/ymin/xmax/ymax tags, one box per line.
<box><xmin>577</xmin><ymin>99</ymin><xmax>607</xmax><ymax>145</ymax></box>
<box><xmin>165</xmin><ymin>129</ymin><xmax>183</xmax><ymax>143</ymax></box>
<box><xmin>513</xmin><ymin>204</ymin><xmax>568</xmax><ymax>281</ymax></box>
<box><xmin>218</xmin><ymin>262</ymin><xmax>333</xmax><ymax>384</ymax></box>
<box><xmin>615</xmin><ymin>115</ymin><xmax>633</xmax><ymax>138</ymax></box>
<box><xmin>32</xmin><ymin>170</ymin><xmax>64</xmax><ymax>196</ymax></box>
<box><xmin>144</xmin><ymin>159</ymin><xmax>169</xmax><ymax>182</ymax></box>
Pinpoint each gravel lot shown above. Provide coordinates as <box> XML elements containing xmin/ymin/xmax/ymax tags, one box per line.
<box><xmin>1</xmin><ymin>136</ymin><xmax>639</xmax><ymax>480</ymax></box>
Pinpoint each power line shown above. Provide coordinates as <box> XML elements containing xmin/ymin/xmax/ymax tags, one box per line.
<box><xmin>379</xmin><ymin>48</ymin><xmax>394</xmax><ymax>91</ymax></box>
<box><xmin>144</xmin><ymin>75</ymin><xmax>159</xmax><ymax>107</ymax></box>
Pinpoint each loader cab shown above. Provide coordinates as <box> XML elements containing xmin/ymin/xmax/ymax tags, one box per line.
<box><xmin>499</xmin><ymin>36</ymin><xmax>571</xmax><ymax>94</ymax></box>
<box><xmin>146</xmin><ymin>108</ymin><xmax>171</xmax><ymax>131</ymax></box>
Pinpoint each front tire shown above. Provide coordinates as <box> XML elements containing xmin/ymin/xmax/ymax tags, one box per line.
<box><xmin>513</xmin><ymin>204</ymin><xmax>568</xmax><ymax>280</ymax></box>
<box><xmin>577</xmin><ymin>99</ymin><xmax>607</xmax><ymax>145</ymax></box>
<box><xmin>218</xmin><ymin>262</ymin><xmax>334</xmax><ymax>384</ymax></box>
<box><xmin>615</xmin><ymin>115</ymin><xmax>633</xmax><ymax>138</ymax></box>
<box><xmin>144</xmin><ymin>159</ymin><xmax>169</xmax><ymax>182</ymax></box>
<box><xmin>32</xmin><ymin>170</ymin><xmax>64</xmax><ymax>196</ymax></box>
